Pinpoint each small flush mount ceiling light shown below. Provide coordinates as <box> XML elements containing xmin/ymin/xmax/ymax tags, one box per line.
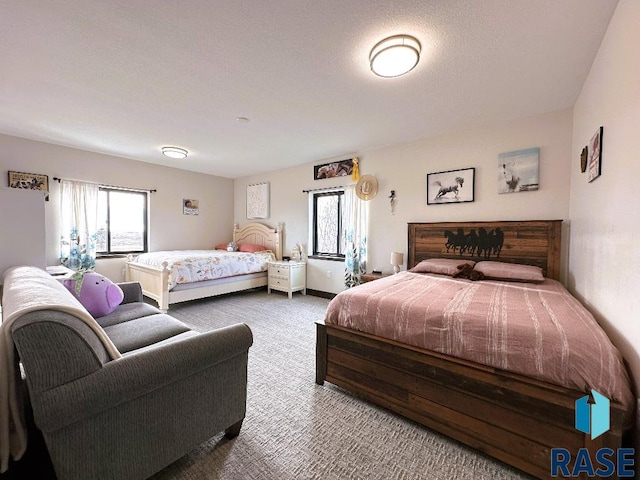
<box><xmin>370</xmin><ymin>34</ymin><xmax>421</xmax><ymax>78</ymax></box>
<box><xmin>161</xmin><ymin>146</ymin><xmax>188</xmax><ymax>159</ymax></box>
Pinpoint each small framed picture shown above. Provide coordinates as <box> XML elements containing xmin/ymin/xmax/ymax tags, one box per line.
<box><xmin>183</xmin><ymin>199</ymin><xmax>199</xmax><ymax>215</ymax></box>
<box><xmin>587</xmin><ymin>126</ymin><xmax>603</xmax><ymax>182</ymax></box>
<box><xmin>8</xmin><ymin>171</ymin><xmax>49</xmax><ymax>192</ymax></box>
<box><xmin>427</xmin><ymin>167</ymin><xmax>475</xmax><ymax>204</ymax></box>
<box><xmin>498</xmin><ymin>147</ymin><xmax>539</xmax><ymax>193</ymax></box>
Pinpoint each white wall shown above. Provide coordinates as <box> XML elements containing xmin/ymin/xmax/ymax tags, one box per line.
<box><xmin>0</xmin><ymin>187</ymin><xmax>46</xmax><ymax>281</ymax></box>
<box><xmin>235</xmin><ymin>108</ymin><xmax>573</xmax><ymax>293</ymax></box>
<box><xmin>0</xmin><ymin>134</ymin><xmax>234</xmax><ymax>282</ymax></box>
<box><xmin>569</xmin><ymin>0</ymin><xmax>640</xmax><ymax>416</ymax></box>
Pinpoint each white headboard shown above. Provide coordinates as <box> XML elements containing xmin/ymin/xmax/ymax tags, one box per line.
<box><xmin>233</xmin><ymin>222</ymin><xmax>283</xmax><ymax>261</ymax></box>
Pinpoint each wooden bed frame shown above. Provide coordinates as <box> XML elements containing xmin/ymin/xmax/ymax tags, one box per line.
<box><xmin>316</xmin><ymin>220</ymin><xmax>632</xmax><ymax>479</ymax></box>
<box><xmin>125</xmin><ymin>222</ymin><xmax>282</xmax><ymax>312</ymax></box>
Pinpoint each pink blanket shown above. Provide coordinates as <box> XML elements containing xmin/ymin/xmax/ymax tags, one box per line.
<box><xmin>325</xmin><ymin>272</ymin><xmax>634</xmax><ymax>409</ymax></box>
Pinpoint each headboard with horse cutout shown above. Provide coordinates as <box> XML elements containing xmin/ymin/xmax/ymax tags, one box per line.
<box><xmin>407</xmin><ymin>220</ymin><xmax>562</xmax><ymax>280</ymax></box>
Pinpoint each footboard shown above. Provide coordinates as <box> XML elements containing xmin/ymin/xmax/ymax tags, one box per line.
<box><xmin>316</xmin><ymin>322</ymin><xmax>630</xmax><ymax>479</ymax></box>
<box><xmin>125</xmin><ymin>257</ymin><xmax>170</xmax><ymax>312</ymax></box>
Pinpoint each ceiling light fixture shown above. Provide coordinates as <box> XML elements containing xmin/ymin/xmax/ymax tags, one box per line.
<box><xmin>369</xmin><ymin>34</ymin><xmax>421</xmax><ymax>78</ymax></box>
<box><xmin>161</xmin><ymin>146</ymin><xmax>188</xmax><ymax>159</ymax></box>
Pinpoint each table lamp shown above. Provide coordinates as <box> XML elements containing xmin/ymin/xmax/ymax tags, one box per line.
<box><xmin>390</xmin><ymin>251</ymin><xmax>404</xmax><ymax>274</ymax></box>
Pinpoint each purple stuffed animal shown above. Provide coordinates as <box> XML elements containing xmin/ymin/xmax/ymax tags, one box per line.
<box><xmin>63</xmin><ymin>272</ymin><xmax>124</xmax><ymax>318</ymax></box>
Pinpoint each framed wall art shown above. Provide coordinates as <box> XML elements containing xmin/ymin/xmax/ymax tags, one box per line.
<box><xmin>587</xmin><ymin>126</ymin><xmax>603</xmax><ymax>182</ymax></box>
<box><xmin>246</xmin><ymin>182</ymin><xmax>270</xmax><ymax>219</ymax></box>
<box><xmin>427</xmin><ymin>167</ymin><xmax>475</xmax><ymax>205</ymax></box>
<box><xmin>183</xmin><ymin>199</ymin><xmax>199</xmax><ymax>215</ymax></box>
<box><xmin>314</xmin><ymin>158</ymin><xmax>355</xmax><ymax>180</ymax></box>
<box><xmin>498</xmin><ymin>147</ymin><xmax>539</xmax><ymax>194</ymax></box>
<box><xmin>8</xmin><ymin>171</ymin><xmax>49</xmax><ymax>192</ymax></box>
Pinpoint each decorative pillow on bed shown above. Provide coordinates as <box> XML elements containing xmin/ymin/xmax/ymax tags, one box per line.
<box><xmin>473</xmin><ymin>261</ymin><xmax>545</xmax><ymax>283</ymax></box>
<box><xmin>63</xmin><ymin>272</ymin><xmax>124</xmax><ymax>318</ymax></box>
<box><xmin>214</xmin><ymin>243</ymin><xmax>229</xmax><ymax>250</ymax></box>
<box><xmin>237</xmin><ymin>243</ymin><xmax>268</xmax><ymax>253</ymax></box>
<box><xmin>409</xmin><ymin>258</ymin><xmax>475</xmax><ymax>276</ymax></box>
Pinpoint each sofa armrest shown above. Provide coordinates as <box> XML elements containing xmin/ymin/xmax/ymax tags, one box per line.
<box><xmin>34</xmin><ymin>323</ymin><xmax>253</xmax><ymax>431</ymax></box>
<box><xmin>118</xmin><ymin>281</ymin><xmax>143</xmax><ymax>304</ymax></box>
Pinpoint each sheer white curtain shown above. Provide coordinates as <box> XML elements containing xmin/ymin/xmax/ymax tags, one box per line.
<box><xmin>343</xmin><ymin>185</ymin><xmax>368</xmax><ymax>288</ymax></box>
<box><xmin>59</xmin><ymin>180</ymin><xmax>99</xmax><ymax>271</ymax></box>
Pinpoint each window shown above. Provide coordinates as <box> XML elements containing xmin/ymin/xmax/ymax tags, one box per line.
<box><xmin>97</xmin><ymin>188</ymin><xmax>148</xmax><ymax>254</ymax></box>
<box><xmin>312</xmin><ymin>190</ymin><xmax>345</xmax><ymax>258</ymax></box>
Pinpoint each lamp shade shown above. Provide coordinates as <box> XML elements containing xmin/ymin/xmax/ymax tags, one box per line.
<box><xmin>390</xmin><ymin>251</ymin><xmax>404</xmax><ymax>274</ymax></box>
<box><xmin>370</xmin><ymin>35</ymin><xmax>421</xmax><ymax>78</ymax></box>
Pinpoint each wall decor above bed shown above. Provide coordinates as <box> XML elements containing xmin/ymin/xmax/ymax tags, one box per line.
<box><xmin>498</xmin><ymin>147</ymin><xmax>539</xmax><ymax>193</ymax></box>
<box><xmin>426</xmin><ymin>167</ymin><xmax>474</xmax><ymax>204</ymax></box>
<box><xmin>246</xmin><ymin>182</ymin><xmax>270</xmax><ymax>219</ymax></box>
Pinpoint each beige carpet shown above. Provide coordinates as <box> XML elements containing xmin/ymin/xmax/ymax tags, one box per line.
<box><xmin>150</xmin><ymin>289</ymin><xmax>532</xmax><ymax>480</ymax></box>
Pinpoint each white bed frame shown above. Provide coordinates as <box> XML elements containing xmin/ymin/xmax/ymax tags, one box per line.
<box><xmin>125</xmin><ymin>222</ymin><xmax>283</xmax><ymax>311</ymax></box>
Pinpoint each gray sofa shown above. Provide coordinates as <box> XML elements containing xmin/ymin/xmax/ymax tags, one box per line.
<box><xmin>10</xmin><ymin>279</ymin><xmax>253</xmax><ymax>480</ymax></box>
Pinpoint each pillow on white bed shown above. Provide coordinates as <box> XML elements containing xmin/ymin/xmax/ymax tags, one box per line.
<box><xmin>238</xmin><ymin>243</ymin><xmax>268</xmax><ymax>253</ymax></box>
<box><xmin>409</xmin><ymin>258</ymin><xmax>475</xmax><ymax>276</ymax></box>
<box><xmin>474</xmin><ymin>261</ymin><xmax>544</xmax><ymax>283</ymax></box>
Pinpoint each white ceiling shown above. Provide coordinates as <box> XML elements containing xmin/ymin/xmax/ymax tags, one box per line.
<box><xmin>0</xmin><ymin>1</ymin><xmax>618</xmax><ymax>178</ymax></box>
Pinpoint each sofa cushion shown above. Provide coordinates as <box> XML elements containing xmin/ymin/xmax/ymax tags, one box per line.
<box><xmin>97</xmin><ymin>302</ymin><xmax>162</xmax><ymax>328</ymax></box>
<box><xmin>123</xmin><ymin>331</ymin><xmax>201</xmax><ymax>356</ymax></box>
<box><xmin>103</xmin><ymin>314</ymin><xmax>191</xmax><ymax>353</ymax></box>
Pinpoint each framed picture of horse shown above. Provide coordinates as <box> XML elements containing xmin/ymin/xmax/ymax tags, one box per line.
<box><xmin>427</xmin><ymin>167</ymin><xmax>475</xmax><ymax>205</ymax></box>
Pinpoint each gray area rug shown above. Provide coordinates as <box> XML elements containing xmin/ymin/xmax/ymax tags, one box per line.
<box><xmin>151</xmin><ymin>289</ymin><xmax>531</xmax><ymax>480</ymax></box>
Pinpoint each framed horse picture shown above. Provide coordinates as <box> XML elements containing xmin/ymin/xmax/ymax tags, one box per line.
<box><xmin>427</xmin><ymin>167</ymin><xmax>475</xmax><ymax>205</ymax></box>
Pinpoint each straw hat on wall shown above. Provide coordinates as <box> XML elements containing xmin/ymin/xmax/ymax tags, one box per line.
<box><xmin>355</xmin><ymin>175</ymin><xmax>378</xmax><ymax>201</ymax></box>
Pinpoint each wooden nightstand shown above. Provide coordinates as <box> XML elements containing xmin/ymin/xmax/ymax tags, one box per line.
<box><xmin>268</xmin><ymin>261</ymin><xmax>306</xmax><ymax>298</ymax></box>
<box><xmin>360</xmin><ymin>272</ymin><xmax>391</xmax><ymax>283</ymax></box>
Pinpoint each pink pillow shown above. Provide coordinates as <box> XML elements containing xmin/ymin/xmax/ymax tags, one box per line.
<box><xmin>410</xmin><ymin>258</ymin><xmax>475</xmax><ymax>276</ymax></box>
<box><xmin>237</xmin><ymin>243</ymin><xmax>268</xmax><ymax>253</ymax></box>
<box><xmin>63</xmin><ymin>272</ymin><xmax>124</xmax><ymax>318</ymax></box>
<box><xmin>214</xmin><ymin>243</ymin><xmax>229</xmax><ymax>250</ymax></box>
<box><xmin>474</xmin><ymin>261</ymin><xmax>544</xmax><ymax>283</ymax></box>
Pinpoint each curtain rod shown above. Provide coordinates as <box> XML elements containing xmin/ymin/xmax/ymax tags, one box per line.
<box><xmin>53</xmin><ymin>177</ymin><xmax>157</xmax><ymax>193</ymax></box>
<box><xmin>302</xmin><ymin>185</ymin><xmax>346</xmax><ymax>194</ymax></box>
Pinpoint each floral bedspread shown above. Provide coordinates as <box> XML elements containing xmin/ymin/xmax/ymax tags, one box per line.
<box><xmin>132</xmin><ymin>250</ymin><xmax>276</xmax><ymax>290</ymax></box>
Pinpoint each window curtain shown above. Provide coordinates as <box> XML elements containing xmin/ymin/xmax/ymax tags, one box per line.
<box><xmin>59</xmin><ymin>180</ymin><xmax>99</xmax><ymax>271</ymax></box>
<box><xmin>343</xmin><ymin>185</ymin><xmax>368</xmax><ymax>288</ymax></box>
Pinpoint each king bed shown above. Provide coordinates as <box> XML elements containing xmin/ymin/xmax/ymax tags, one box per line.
<box><xmin>125</xmin><ymin>222</ymin><xmax>282</xmax><ymax>311</ymax></box>
<box><xmin>316</xmin><ymin>220</ymin><xmax>634</xmax><ymax>479</ymax></box>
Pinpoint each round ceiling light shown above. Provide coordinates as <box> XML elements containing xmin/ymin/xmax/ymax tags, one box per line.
<box><xmin>369</xmin><ymin>34</ymin><xmax>421</xmax><ymax>78</ymax></box>
<box><xmin>161</xmin><ymin>146</ymin><xmax>188</xmax><ymax>159</ymax></box>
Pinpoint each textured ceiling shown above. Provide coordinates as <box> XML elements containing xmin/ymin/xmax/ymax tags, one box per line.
<box><xmin>0</xmin><ymin>1</ymin><xmax>618</xmax><ymax>178</ymax></box>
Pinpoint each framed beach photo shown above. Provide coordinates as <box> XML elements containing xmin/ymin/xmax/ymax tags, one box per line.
<box><xmin>427</xmin><ymin>167</ymin><xmax>475</xmax><ymax>205</ymax></box>
<box><xmin>498</xmin><ymin>147</ymin><xmax>539</xmax><ymax>194</ymax></box>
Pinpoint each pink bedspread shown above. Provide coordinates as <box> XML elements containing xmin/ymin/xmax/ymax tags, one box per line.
<box><xmin>324</xmin><ymin>272</ymin><xmax>634</xmax><ymax>409</ymax></box>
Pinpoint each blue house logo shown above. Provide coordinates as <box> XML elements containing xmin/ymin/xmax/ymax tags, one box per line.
<box><xmin>551</xmin><ymin>390</ymin><xmax>635</xmax><ymax>477</ymax></box>
<box><xmin>575</xmin><ymin>389</ymin><xmax>610</xmax><ymax>440</ymax></box>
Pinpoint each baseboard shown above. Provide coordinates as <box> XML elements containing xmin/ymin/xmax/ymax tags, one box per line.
<box><xmin>306</xmin><ymin>289</ymin><xmax>336</xmax><ymax>300</ymax></box>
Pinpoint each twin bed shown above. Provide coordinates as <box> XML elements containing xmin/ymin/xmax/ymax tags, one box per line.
<box><xmin>316</xmin><ymin>220</ymin><xmax>634</xmax><ymax>479</ymax></box>
<box><xmin>125</xmin><ymin>222</ymin><xmax>282</xmax><ymax>312</ymax></box>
